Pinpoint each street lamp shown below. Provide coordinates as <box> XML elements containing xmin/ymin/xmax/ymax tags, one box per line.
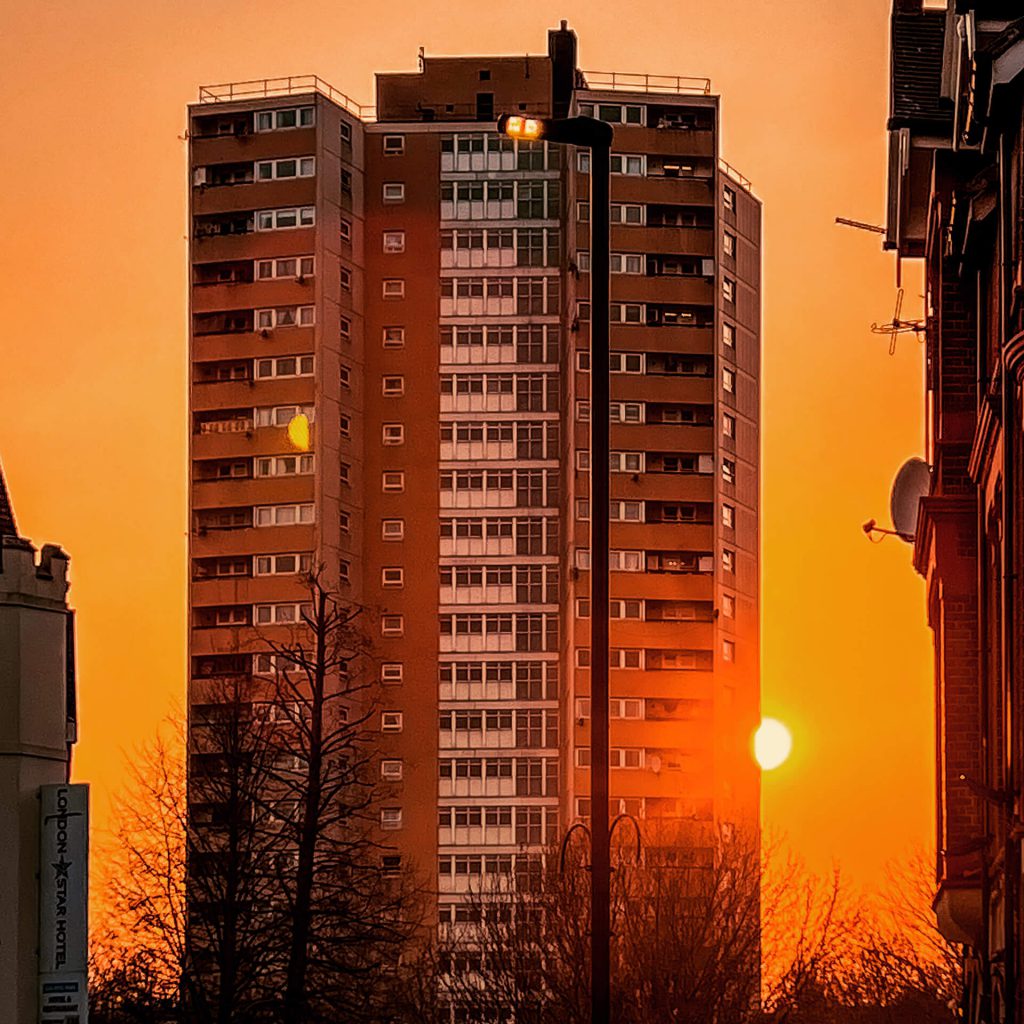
<box><xmin>498</xmin><ymin>111</ymin><xmax>614</xmax><ymax>1024</ymax></box>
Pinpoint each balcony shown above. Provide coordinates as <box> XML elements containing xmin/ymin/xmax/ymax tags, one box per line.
<box><xmin>193</xmin><ymin>178</ymin><xmax>317</xmax><ymax>217</ymax></box>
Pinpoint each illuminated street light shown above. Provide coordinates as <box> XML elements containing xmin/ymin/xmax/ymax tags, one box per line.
<box><xmin>499</xmin><ymin>109</ymin><xmax>613</xmax><ymax>1024</ymax></box>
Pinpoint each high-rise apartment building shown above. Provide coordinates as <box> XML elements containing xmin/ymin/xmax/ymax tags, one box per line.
<box><xmin>188</xmin><ymin>23</ymin><xmax>760</xmax><ymax>933</ymax></box>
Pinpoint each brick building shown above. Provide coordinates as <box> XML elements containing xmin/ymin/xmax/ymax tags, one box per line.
<box><xmin>885</xmin><ymin>3</ymin><xmax>1024</xmax><ymax>1020</ymax></box>
<box><xmin>188</xmin><ymin>22</ymin><xmax>760</xmax><ymax>953</ymax></box>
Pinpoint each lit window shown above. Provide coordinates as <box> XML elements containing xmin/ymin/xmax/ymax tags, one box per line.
<box><xmin>382</xmin><ymin>519</ymin><xmax>405</xmax><ymax>541</ymax></box>
<box><xmin>380</xmin><ymin>807</ymin><xmax>403</xmax><ymax>830</ymax></box>
<box><xmin>722</xmin><ymin>503</ymin><xmax>735</xmax><ymax>529</ymax></box>
<box><xmin>383</xmin><ymin>279</ymin><xmax>405</xmax><ymax>299</ymax></box>
<box><xmin>383</xmin><ymin>231</ymin><xmax>406</xmax><ymax>253</ymax></box>
<box><xmin>382</xmin><ymin>567</ymin><xmax>404</xmax><ymax>588</ymax></box>
<box><xmin>382</xmin><ymin>423</ymin><xmax>405</xmax><ymax>445</ymax></box>
<box><xmin>382</xmin><ymin>471</ymin><xmax>405</xmax><ymax>493</ymax></box>
<box><xmin>383</xmin><ymin>135</ymin><xmax>405</xmax><ymax>155</ymax></box>
<box><xmin>383</xmin><ymin>326</ymin><xmax>405</xmax><ymax>348</ymax></box>
<box><xmin>383</xmin><ymin>182</ymin><xmax>406</xmax><ymax>203</ymax></box>
<box><xmin>381</xmin><ymin>663</ymin><xmax>404</xmax><ymax>685</ymax></box>
<box><xmin>382</xmin><ymin>375</ymin><xmax>405</xmax><ymax>397</ymax></box>
<box><xmin>381</xmin><ymin>760</ymin><xmax>404</xmax><ymax>780</ymax></box>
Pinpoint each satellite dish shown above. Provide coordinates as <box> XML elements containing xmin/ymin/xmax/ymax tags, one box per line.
<box><xmin>648</xmin><ymin>755</ymin><xmax>662</xmax><ymax>775</ymax></box>
<box><xmin>890</xmin><ymin>457</ymin><xmax>931</xmax><ymax>542</ymax></box>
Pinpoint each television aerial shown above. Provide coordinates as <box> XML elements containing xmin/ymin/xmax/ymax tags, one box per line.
<box><xmin>863</xmin><ymin>457</ymin><xmax>931</xmax><ymax>543</ymax></box>
<box><xmin>871</xmin><ymin>288</ymin><xmax>925</xmax><ymax>355</ymax></box>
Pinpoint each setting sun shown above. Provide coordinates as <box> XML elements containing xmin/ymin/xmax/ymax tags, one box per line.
<box><xmin>754</xmin><ymin>719</ymin><xmax>792</xmax><ymax>771</ymax></box>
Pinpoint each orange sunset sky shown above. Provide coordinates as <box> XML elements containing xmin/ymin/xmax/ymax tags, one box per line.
<box><xmin>0</xmin><ymin>0</ymin><xmax>931</xmax><ymax>888</ymax></box>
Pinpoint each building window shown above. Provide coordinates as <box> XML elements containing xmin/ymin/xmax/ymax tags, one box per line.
<box><xmin>722</xmin><ymin>549</ymin><xmax>736</xmax><ymax>573</ymax></box>
<box><xmin>381</xmin><ymin>663</ymin><xmax>404</xmax><ymax>685</ymax></box>
<box><xmin>340</xmin><ymin>119</ymin><xmax>352</xmax><ymax>143</ymax></box>
<box><xmin>339</xmin><ymin>266</ymin><xmax>352</xmax><ymax>292</ymax></box>
<box><xmin>383</xmin><ymin>326</ymin><xmax>405</xmax><ymax>348</ymax></box>
<box><xmin>723</xmin><ymin>412</ymin><xmax>736</xmax><ymax>439</ymax></box>
<box><xmin>380</xmin><ymin>808</ymin><xmax>402</xmax><ymax>830</ymax></box>
<box><xmin>383</xmin><ymin>231</ymin><xmax>406</xmax><ymax>253</ymax></box>
<box><xmin>256</xmin><ymin>306</ymin><xmax>315</xmax><ymax>330</ymax></box>
<box><xmin>381</xmin><ymin>760</ymin><xmax>403</xmax><ymax>781</ymax></box>
<box><xmin>340</xmin><ymin>218</ymin><xmax>352</xmax><ymax>242</ymax></box>
<box><xmin>724</xmin><ymin>184</ymin><xmax>736</xmax><ymax>210</ymax></box>
<box><xmin>256</xmin><ymin>255</ymin><xmax>315</xmax><ymax>280</ymax></box>
<box><xmin>256</xmin><ymin>355</ymin><xmax>314</xmax><ymax>379</ymax></box>
<box><xmin>722</xmin><ymin>458</ymin><xmax>736</xmax><ymax>485</ymax></box>
<box><xmin>722</xmin><ymin>639</ymin><xmax>736</xmax><ymax>663</ymax></box>
<box><xmin>575</xmin><ymin>498</ymin><xmax>590</xmax><ymax>520</ymax></box>
<box><xmin>722</xmin><ymin>593</ymin><xmax>736</xmax><ymax>618</ymax></box>
<box><xmin>339</xmin><ymin>461</ymin><xmax>351</xmax><ymax>486</ymax></box>
<box><xmin>382</xmin><ymin>519</ymin><xmax>405</xmax><ymax>541</ymax></box>
<box><xmin>254</xmin><ymin>502</ymin><xmax>315</xmax><ymax>527</ymax></box>
<box><xmin>576</xmin><ymin>350</ymin><xmax>590</xmax><ymax>371</ymax></box>
<box><xmin>383</xmin><ymin>134</ymin><xmax>405</xmax><ymax>155</ymax></box>
<box><xmin>255</xmin><ymin>106</ymin><xmax>314</xmax><ymax>132</ymax></box>
<box><xmin>340</xmin><ymin>316</ymin><xmax>351</xmax><ymax>341</ymax></box>
<box><xmin>381</xmin><ymin>711</ymin><xmax>404</xmax><ymax>732</ymax></box>
<box><xmin>256</xmin><ymin>156</ymin><xmax>314</xmax><ymax>181</ymax></box>
<box><xmin>723</xmin><ymin>277</ymin><xmax>736</xmax><ymax>303</ymax></box>
<box><xmin>256</xmin><ymin>207</ymin><xmax>315</xmax><ymax>231</ymax></box>
<box><xmin>724</xmin><ymin>231</ymin><xmax>736</xmax><ymax>258</ymax></box>
<box><xmin>381</xmin><ymin>616</ymin><xmax>405</xmax><ymax>638</ymax></box>
<box><xmin>339</xmin><ymin>364</ymin><xmax>351</xmax><ymax>389</ymax></box>
<box><xmin>382</xmin><ymin>567</ymin><xmax>404</xmax><ymax>588</ymax></box>
<box><xmin>255</xmin><ymin>553</ymin><xmax>312</xmax><ymax>576</ymax></box>
<box><xmin>724</xmin><ymin>322</ymin><xmax>736</xmax><ymax>347</ymax></box>
<box><xmin>382</xmin><ymin>375</ymin><xmax>405</xmax><ymax>397</ymax></box>
<box><xmin>722</xmin><ymin>503</ymin><xmax>735</xmax><ymax>529</ymax></box>
<box><xmin>341</xmin><ymin>169</ymin><xmax>352</xmax><ymax>195</ymax></box>
<box><xmin>255</xmin><ymin>454</ymin><xmax>314</xmax><ymax>477</ymax></box>
<box><xmin>722</xmin><ymin>367</ymin><xmax>736</xmax><ymax>394</ymax></box>
<box><xmin>576</xmin><ymin>597</ymin><xmax>591</xmax><ymax>618</ymax></box>
<box><xmin>382</xmin><ymin>471</ymin><xmax>405</xmax><ymax>493</ymax></box>
<box><xmin>576</xmin><ymin>401</ymin><xmax>590</xmax><ymax>422</ymax></box>
<box><xmin>339</xmin><ymin>509</ymin><xmax>351</xmax><ymax>533</ymax></box>
<box><xmin>383</xmin><ymin>183</ymin><xmax>406</xmax><ymax>203</ymax></box>
<box><xmin>576</xmin><ymin>450</ymin><xmax>591</xmax><ymax>470</ymax></box>
<box><xmin>383</xmin><ymin>279</ymin><xmax>405</xmax><ymax>299</ymax></box>
<box><xmin>577</xmin><ymin>201</ymin><xmax>590</xmax><ymax>222</ymax></box>
<box><xmin>382</xmin><ymin>423</ymin><xmax>405</xmax><ymax>446</ymax></box>
<box><xmin>339</xmin><ymin>559</ymin><xmax>350</xmax><ymax>584</ymax></box>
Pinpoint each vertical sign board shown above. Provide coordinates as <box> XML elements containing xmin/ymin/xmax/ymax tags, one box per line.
<box><xmin>38</xmin><ymin>783</ymin><xmax>89</xmax><ymax>1024</ymax></box>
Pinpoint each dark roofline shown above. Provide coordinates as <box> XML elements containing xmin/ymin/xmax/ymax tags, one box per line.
<box><xmin>0</xmin><ymin>459</ymin><xmax>17</xmax><ymax>539</ymax></box>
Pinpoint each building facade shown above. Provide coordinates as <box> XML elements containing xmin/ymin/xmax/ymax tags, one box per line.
<box><xmin>188</xmin><ymin>22</ymin><xmax>760</xmax><ymax>940</ymax></box>
<box><xmin>0</xmin><ymin>463</ymin><xmax>82</xmax><ymax>1022</ymax></box>
<box><xmin>885</xmin><ymin>3</ymin><xmax>1024</xmax><ymax>1021</ymax></box>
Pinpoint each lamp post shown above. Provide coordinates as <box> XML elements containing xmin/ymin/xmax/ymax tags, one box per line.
<box><xmin>498</xmin><ymin>112</ymin><xmax>614</xmax><ymax>1024</ymax></box>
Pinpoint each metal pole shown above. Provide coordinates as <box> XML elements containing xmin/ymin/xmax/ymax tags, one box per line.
<box><xmin>589</xmin><ymin>138</ymin><xmax>611</xmax><ymax>1024</ymax></box>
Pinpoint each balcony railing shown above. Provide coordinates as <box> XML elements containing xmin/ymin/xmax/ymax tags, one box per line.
<box><xmin>197</xmin><ymin>76</ymin><xmax>373</xmax><ymax>120</ymax></box>
<box><xmin>581</xmin><ymin>70</ymin><xmax>712</xmax><ymax>96</ymax></box>
<box><xmin>719</xmin><ymin>158</ymin><xmax>753</xmax><ymax>191</ymax></box>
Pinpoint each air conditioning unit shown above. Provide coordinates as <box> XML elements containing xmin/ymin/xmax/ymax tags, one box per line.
<box><xmin>259</xmin><ymin>328</ymin><xmax>271</xmax><ymax>338</ymax></box>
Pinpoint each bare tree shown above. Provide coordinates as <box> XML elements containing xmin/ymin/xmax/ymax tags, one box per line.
<box><xmin>405</xmin><ymin>827</ymin><xmax>847</xmax><ymax>1024</ymax></box>
<box><xmin>93</xmin><ymin>572</ymin><xmax>425</xmax><ymax>1024</ymax></box>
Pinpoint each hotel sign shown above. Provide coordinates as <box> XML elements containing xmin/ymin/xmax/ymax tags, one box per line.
<box><xmin>38</xmin><ymin>783</ymin><xmax>89</xmax><ymax>1024</ymax></box>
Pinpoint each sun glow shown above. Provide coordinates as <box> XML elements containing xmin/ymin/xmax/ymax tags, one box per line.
<box><xmin>754</xmin><ymin>718</ymin><xmax>792</xmax><ymax>771</ymax></box>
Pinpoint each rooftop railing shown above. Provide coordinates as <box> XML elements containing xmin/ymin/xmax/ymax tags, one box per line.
<box><xmin>718</xmin><ymin>158</ymin><xmax>753</xmax><ymax>191</ymax></box>
<box><xmin>197</xmin><ymin>76</ymin><xmax>374</xmax><ymax>120</ymax></box>
<box><xmin>581</xmin><ymin>71</ymin><xmax>712</xmax><ymax>96</ymax></box>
